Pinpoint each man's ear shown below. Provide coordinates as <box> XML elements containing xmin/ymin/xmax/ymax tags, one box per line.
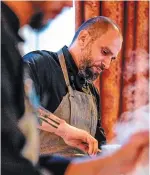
<box><xmin>78</xmin><ymin>30</ymin><xmax>91</xmax><ymax>48</ymax></box>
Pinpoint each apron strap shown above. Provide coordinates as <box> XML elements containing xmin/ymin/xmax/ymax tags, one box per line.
<box><xmin>57</xmin><ymin>50</ymin><xmax>74</xmax><ymax>97</ymax></box>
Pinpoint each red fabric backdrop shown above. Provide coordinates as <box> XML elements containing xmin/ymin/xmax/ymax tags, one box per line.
<box><xmin>75</xmin><ymin>1</ymin><xmax>149</xmax><ymax>141</ymax></box>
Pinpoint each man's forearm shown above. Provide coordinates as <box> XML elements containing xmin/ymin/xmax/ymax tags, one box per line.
<box><xmin>37</xmin><ymin>107</ymin><xmax>67</xmax><ymax>138</ymax></box>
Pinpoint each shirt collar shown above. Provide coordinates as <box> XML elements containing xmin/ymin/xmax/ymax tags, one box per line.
<box><xmin>61</xmin><ymin>45</ymin><xmax>87</xmax><ymax>89</ymax></box>
<box><xmin>62</xmin><ymin>45</ymin><xmax>78</xmax><ymax>76</ymax></box>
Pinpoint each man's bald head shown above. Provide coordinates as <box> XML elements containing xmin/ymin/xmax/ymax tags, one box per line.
<box><xmin>69</xmin><ymin>16</ymin><xmax>123</xmax><ymax>82</ymax></box>
<box><xmin>71</xmin><ymin>16</ymin><xmax>122</xmax><ymax>44</ymax></box>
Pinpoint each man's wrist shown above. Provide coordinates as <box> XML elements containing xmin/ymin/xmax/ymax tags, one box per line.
<box><xmin>55</xmin><ymin>120</ymin><xmax>68</xmax><ymax>138</ymax></box>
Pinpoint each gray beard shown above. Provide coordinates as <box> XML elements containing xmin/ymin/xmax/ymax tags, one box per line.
<box><xmin>78</xmin><ymin>53</ymin><xmax>99</xmax><ymax>82</ymax></box>
<box><xmin>78</xmin><ymin>67</ymin><xmax>99</xmax><ymax>82</ymax></box>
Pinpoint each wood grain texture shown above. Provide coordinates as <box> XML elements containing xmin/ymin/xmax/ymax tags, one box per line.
<box><xmin>133</xmin><ymin>1</ymin><xmax>149</xmax><ymax>110</ymax></box>
<box><xmin>84</xmin><ymin>1</ymin><xmax>100</xmax><ymax>20</ymax></box>
<box><xmin>121</xmin><ymin>2</ymin><xmax>136</xmax><ymax>113</ymax></box>
<box><xmin>75</xmin><ymin>1</ymin><xmax>84</xmax><ymax>31</ymax></box>
<box><xmin>100</xmin><ymin>1</ymin><xmax>124</xmax><ymax>141</ymax></box>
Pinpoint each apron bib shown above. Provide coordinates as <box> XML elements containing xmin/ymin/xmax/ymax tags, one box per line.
<box><xmin>40</xmin><ymin>50</ymin><xmax>98</xmax><ymax>157</ymax></box>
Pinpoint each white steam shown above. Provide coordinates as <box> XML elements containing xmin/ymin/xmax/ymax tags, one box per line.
<box><xmin>101</xmin><ymin>105</ymin><xmax>149</xmax><ymax>175</ymax></box>
<box><xmin>123</xmin><ymin>49</ymin><xmax>149</xmax><ymax>81</ymax></box>
<box><xmin>122</xmin><ymin>48</ymin><xmax>149</xmax><ymax>111</ymax></box>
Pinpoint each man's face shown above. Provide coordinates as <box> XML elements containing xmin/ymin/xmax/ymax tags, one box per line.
<box><xmin>29</xmin><ymin>1</ymin><xmax>72</xmax><ymax>30</ymax></box>
<box><xmin>78</xmin><ymin>29</ymin><xmax>122</xmax><ymax>82</ymax></box>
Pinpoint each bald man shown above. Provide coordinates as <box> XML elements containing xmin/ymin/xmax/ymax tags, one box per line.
<box><xmin>23</xmin><ymin>16</ymin><xmax>122</xmax><ymax>157</ymax></box>
<box><xmin>2</xmin><ymin>2</ymin><xmax>149</xmax><ymax>175</ymax></box>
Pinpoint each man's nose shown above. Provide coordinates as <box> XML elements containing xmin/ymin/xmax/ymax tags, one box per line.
<box><xmin>102</xmin><ymin>58</ymin><xmax>111</xmax><ymax>70</ymax></box>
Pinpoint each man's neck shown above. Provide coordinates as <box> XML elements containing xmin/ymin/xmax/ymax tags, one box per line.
<box><xmin>68</xmin><ymin>45</ymin><xmax>81</xmax><ymax>70</ymax></box>
<box><xmin>3</xmin><ymin>1</ymin><xmax>33</xmax><ymax>27</ymax></box>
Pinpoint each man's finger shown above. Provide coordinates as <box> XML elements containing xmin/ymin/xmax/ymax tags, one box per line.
<box><xmin>86</xmin><ymin>136</ymin><xmax>93</xmax><ymax>155</ymax></box>
<box><xmin>93</xmin><ymin>139</ymin><xmax>98</xmax><ymax>155</ymax></box>
<box><xmin>86</xmin><ymin>136</ymin><xmax>99</xmax><ymax>155</ymax></box>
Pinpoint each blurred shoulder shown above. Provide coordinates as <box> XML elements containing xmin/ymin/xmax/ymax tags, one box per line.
<box><xmin>23</xmin><ymin>50</ymin><xmax>59</xmax><ymax>65</ymax></box>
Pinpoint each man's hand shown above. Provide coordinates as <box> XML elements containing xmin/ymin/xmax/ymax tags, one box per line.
<box><xmin>56</xmin><ymin>121</ymin><xmax>98</xmax><ymax>155</ymax></box>
<box><xmin>37</xmin><ymin>107</ymin><xmax>98</xmax><ymax>155</ymax></box>
<box><xmin>65</xmin><ymin>131</ymin><xmax>149</xmax><ymax>175</ymax></box>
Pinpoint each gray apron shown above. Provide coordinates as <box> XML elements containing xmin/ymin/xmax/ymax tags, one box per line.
<box><xmin>40</xmin><ymin>50</ymin><xmax>98</xmax><ymax>157</ymax></box>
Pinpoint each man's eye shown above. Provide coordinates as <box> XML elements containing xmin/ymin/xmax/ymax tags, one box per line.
<box><xmin>101</xmin><ymin>49</ymin><xmax>108</xmax><ymax>55</ymax></box>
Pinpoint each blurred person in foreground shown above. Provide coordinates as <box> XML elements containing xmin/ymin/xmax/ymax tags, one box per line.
<box><xmin>1</xmin><ymin>1</ymin><xmax>149</xmax><ymax>175</ymax></box>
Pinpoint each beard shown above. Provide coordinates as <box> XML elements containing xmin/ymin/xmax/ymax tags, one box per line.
<box><xmin>78</xmin><ymin>59</ymin><xmax>99</xmax><ymax>82</ymax></box>
<box><xmin>78</xmin><ymin>45</ymin><xmax>100</xmax><ymax>82</ymax></box>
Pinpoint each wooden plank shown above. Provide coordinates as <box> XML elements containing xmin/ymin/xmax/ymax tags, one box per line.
<box><xmin>75</xmin><ymin>0</ymin><xmax>84</xmax><ymax>31</ymax></box>
<box><xmin>121</xmin><ymin>2</ymin><xmax>136</xmax><ymax>113</ymax></box>
<box><xmin>133</xmin><ymin>1</ymin><xmax>149</xmax><ymax>109</ymax></box>
<box><xmin>100</xmin><ymin>1</ymin><xmax>124</xmax><ymax>141</ymax></box>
